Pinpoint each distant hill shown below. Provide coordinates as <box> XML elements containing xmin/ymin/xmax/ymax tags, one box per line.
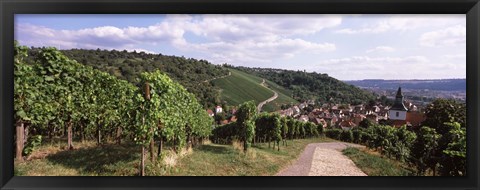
<box><xmin>230</xmin><ymin>66</ymin><xmax>376</xmax><ymax>105</ymax></box>
<box><xmin>344</xmin><ymin>79</ymin><xmax>466</xmax><ymax>91</ymax></box>
<box><xmin>213</xmin><ymin>69</ymin><xmax>298</xmax><ymax>111</ymax></box>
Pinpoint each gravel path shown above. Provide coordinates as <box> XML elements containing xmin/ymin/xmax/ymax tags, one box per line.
<box><xmin>257</xmin><ymin>79</ymin><xmax>279</xmax><ymax>112</ymax></box>
<box><xmin>276</xmin><ymin>142</ymin><xmax>367</xmax><ymax>176</ymax></box>
<box><xmin>203</xmin><ymin>72</ymin><xmax>231</xmax><ymax>83</ymax></box>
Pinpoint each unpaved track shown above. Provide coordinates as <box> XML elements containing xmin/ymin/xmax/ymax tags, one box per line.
<box><xmin>203</xmin><ymin>72</ymin><xmax>231</xmax><ymax>83</ymax></box>
<box><xmin>257</xmin><ymin>79</ymin><xmax>279</xmax><ymax>112</ymax></box>
<box><xmin>276</xmin><ymin>142</ymin><xmax>367</xmax><ymax>176</ymax></box>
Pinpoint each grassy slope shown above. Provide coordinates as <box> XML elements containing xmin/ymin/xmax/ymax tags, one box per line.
<box><xmin>15</xmin><ymin>138</ymin><xmax>333</xmax><ymax>176</ymax></box>
<box><xmin>342</xmin><ymin>147</ymin><xmax>415</xmax><ymax>176</ymax></box>
<box><xmin>213</xmin><ymin>69</ymin><xmax>273</xmax><ymax>106</ymax></box>
<box><xmin>167</xmin><ymin>137</ymin><xmax>333</xmax><ymax>176</ymax></box>
<box><xmin>213</xmin><ymin>69</ymin><xmax>297</xmax><ymax>111</ymax></box>
<box><xmin>262</xmin><ymin>79</ymin><xmax>298</xmax><ymax>112</ymax></box>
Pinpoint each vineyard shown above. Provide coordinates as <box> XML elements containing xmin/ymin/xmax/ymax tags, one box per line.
<box><xmin>13</xmin><ymin>42</ymin><xmax>466</xmax><ymax>177</ymax></box>
<box><xmin>212</xmin><ymin>110</ymin><xmax>324</xmax><ymax>151</ymax></box>
<box><xmin>14</xmin><ymin>42</ymin><xmax>325</xmax><ymax>176</ymax></box>
<box><xmin>14</xmin><ymin>42</ymin><xmax>213</xmax><ymax>175</ymax></box>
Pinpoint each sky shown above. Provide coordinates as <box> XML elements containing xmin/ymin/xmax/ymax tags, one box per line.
<box><xmin>15</xmin><ymin>14</ymin><xmax>466</xmax><ymax>80</ymax></box>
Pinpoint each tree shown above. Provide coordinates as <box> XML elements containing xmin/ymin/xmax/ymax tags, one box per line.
<box><xmin>410</xmin><ymin>126</ymin><xmax>441</xmax><ymax>176</ymax></box>
<box><xmin>438</xmin><ymin>122</ymin><xmax>466</xmax><ymax>176</ymax></box>
<box><xmin>359</xmin><ymin>119</ymin><xmax>373</xmax><ymax>129</ymax></box>
<box><xmin>422</xmin><ymin>99</ymin><xmax>466</xmax><ymax>135</ymax></box>
<box><xmin>236</xmin><ymin>101</ymin><xmax>257</xmax><ymax>152</ymax></box>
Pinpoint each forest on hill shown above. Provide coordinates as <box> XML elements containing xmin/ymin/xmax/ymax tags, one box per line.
<box><xmin>230</xmin><ymin>66</ymin><xmax>376</xmax><ymax>105</ymax></box>
<box><xmin>24</xmin><ymin>48</ymin><xmax>229</xmax><ymax>109</ymax></box>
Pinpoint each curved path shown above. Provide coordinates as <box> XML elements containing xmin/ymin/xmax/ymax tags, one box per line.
<box><xmin>276</xmin><ymin>142</ymin><xmax>367</xmax><ymax>176</ymax></box>
<box><xmin>257</xmin><ymin>79</ymin><xmax>279</xmax><ymax>112</ymax></box>
<box><xmin>203</xmin><ymin>72</ymin><xmax>231</xmax><ymax>83</ymax></box>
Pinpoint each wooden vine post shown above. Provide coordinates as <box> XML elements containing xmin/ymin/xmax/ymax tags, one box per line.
<box><xmin>16</xmin><ymin>121</ymin><xmax>24</xmax><ymax>161</ymax></box>
<box><xmin>67</xmin><ymin>121</ymin><xmax>73</xmax><ymax>150</ymax></box>
<box><xmin>140</xmin><ymin>82</ymin><xmax>151</xmax><ymax>176</ymax></box>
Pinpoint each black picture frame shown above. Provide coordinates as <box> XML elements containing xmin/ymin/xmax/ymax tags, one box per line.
<box><xmin>1</xmin><ymin>0</ymin><xmax>479</xmax><ymax>190</ymax></box>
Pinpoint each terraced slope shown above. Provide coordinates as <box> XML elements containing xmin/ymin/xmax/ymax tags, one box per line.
<box><xmin>213</xmin><ymin>69</ymin><xmax>297</xmax><ymax>111</ymax></box>
<box><xmin>213</xmin><ymin>69</ymin><xmax>273</xmax><ymax>106</ymax></box>
<box><xmin>262</xmin><ymin>80</ymin><xmax>298</xmax><ymax>112</ymax></box>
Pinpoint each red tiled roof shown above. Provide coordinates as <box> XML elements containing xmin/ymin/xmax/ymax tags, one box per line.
<box><xmin>391</xmin><ymin>120</ymin><xmax>407</xmax><ymax>127</ymax></box>
<box><xmin>207</xmin><ymin>109</ymin><xmax>214</xmax><ymax>115</ymax></box>
<box><xmin>406</xmin><ymin>111</ymin><xmax>426</xmax><ymax>126</ymax></box>
<box><xmin>230</xmin><ymin>116</ymin><xmax>237</xmax><ymax>122</ymax></box>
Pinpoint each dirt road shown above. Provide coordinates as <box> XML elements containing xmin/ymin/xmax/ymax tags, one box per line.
<box><xmin>257</xmin><ymin>79</ymin><xmax>278</xmax><ymax>112</ymax></box>
<box><xmin>276</xmin><ymin>142</ymin><xmax>367</xmax><ymax>176</ymax></box>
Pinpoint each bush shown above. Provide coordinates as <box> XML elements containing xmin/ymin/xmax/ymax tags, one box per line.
<box><xmin>23</xmin><ymin>135</ymin><xmax>42</xmax><ymax>156</ymax></box>
<box><xmin>340</xmin><ymin>130</ymin><xmax>354</xmax><ymax>142</ymax></box>
<box><xmin>352</xmin><ymin>129</ymin><xmax>363</xmax><ymax>144</ymax></box>
<box><xmin>325</xmin><ymin>128</ymin><xmax>342</xmax><ymax>140</ymax></box>
<box><xmin>316</xmin><ymin>123</ymin><xmax>324</xmax><ymax>136</ymax></box>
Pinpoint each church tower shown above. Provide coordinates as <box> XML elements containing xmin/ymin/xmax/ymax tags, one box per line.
<box><xmin>388</xmin><ymin>87</ymin><xmax>408</xmax><ymax>120</ymax></box>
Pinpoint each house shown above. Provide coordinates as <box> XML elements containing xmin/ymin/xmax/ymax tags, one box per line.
<box><xmin>299</xmin><ymin>103</ymin><xmax>307</xmax><ymax>110</ymax></box>
<box><xmin>230</xmin><ymin>116</ymin><xmax>237</xmax><ymax>123</ymax></box>
<box><xmin>292</xmin><ymin>106</ymin><xmax>301</xmax><ymax>117</ymax></box>
<box><xmin>353</xmin><ymin>105</ymin><xmax>364</xmax><ymax>113</ymax></box>
<box><xmin>340</xmin><ymin>120</ymin><xmax>357</xmax><ymax>130</ymax></box>
<box><xmin>366</xmin><ymin>113</ymin><xmax>379</xmax><ymax>122</ymax></box>
<box><xmin>299</xmin><ymin>115</ymin><xmax>309</xmax><ymax>122</ymax></box>
<box><xmin>352</xmin><ymin>114</ymin><xmax>366</xmax><ymax>126</ymax></box>
<box><xmin>406</xmin><ymin>111</ymin><xmax>426</xmax><ymax>127</ymax></box>
<box><xmin>279</xmin><ymin>108</ymin><xmax>294</xmax><ymax>117</ymax></box>
<box><xmin>221</xmin><ymin>120</ymin><xmax>229</xmax><ymax>125</ymax></box>
<box><xmin>215</xmin><ymin>106</ymin><xmax>223</xmax><ymax>114</ymax></box>
<box><xmin>313</xmin><ymin>118</ymin><xmax>328</xmax><ymax>127</ymax></box>
<box><xmin>331</xmin><ymin>109</ymin><xmax>343</xmax><ymax>116</ymax></box>
<box><xmin>206</xmin><ymin>109</ymin><xmax>214</xmax><ymax>117</ymax></box>
<box><xmin>331</xmin><ymin>116</ymin><xmax>339</xmax><ymax>126</ymax></box>
<box><xmin>306</xmin><ymin>99</ymin><xmax>315</xmax><ymax>106</ymax></box>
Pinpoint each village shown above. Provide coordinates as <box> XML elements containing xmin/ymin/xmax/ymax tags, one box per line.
<box><xmin>207</xmin><ymin>87</ymin><xmax>426</xmax><ymax>130</ymax></box>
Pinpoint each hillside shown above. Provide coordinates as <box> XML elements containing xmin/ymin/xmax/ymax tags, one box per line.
<box><xmin>212</xmin><ymin>69</ymin><xmax>298</xmax><ymax>111</ymax></box>
<box><xmin>24</xmin><ymin>48</ymin><xmax>228</xmax><ymax>109</ymax></box>
<box><xmin>344</xmin><ymin>79</ymin><xmax>466</xmax><ymax>91</ymax></box>
<box><xmin>231</xmin><ymin>66</ymin><xmax>376</xmax><ymax>105</ymax></box>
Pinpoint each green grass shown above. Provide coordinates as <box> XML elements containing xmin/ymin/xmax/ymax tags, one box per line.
<box><xmin>213</xmin><ymin>69</ymin><xmax>298</xmax><ymax>111</ymax></box>
<box><xmin>165</xmin><ymin>137</ymin><xmax>333</xmax><ymax>176</ymax></box>
<box><xmin>262</xmin><ymin>79</ymin><xmax>298</xmax><ymax>112</ymax></box>
<box><xmin>213</xmin><ymin>69</ymin><xmax>274</xmax><ymax>106</ymax></box>
<box><xmin>342</xmin><ymin>147</ymin><xmax>415</xmax><ymax>176</ymax></box>
<box><xmin>15</xmin><ymin>137</ymin><xmax>333</xmax><ymax>176</ymax></box>
<box><xmin>15</xmin><ymin>141</ymin><xmax>140</xmax><ymax>176</ymax></box>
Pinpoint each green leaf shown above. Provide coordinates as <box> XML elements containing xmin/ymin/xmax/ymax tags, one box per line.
<box><xmin>44</xmin><ymin>76</ymin><xmax>54</xmax><ymax>81</ymax></box>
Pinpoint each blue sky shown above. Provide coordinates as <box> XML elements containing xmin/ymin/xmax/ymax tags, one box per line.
<box><xmin>15</xmin><ymin>14</ymin><xmax>466</xmax><ymax>80</ymax></box>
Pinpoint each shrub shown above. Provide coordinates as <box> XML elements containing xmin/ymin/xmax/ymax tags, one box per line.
<box><xmin>352</xmin><ymin>129</ymin><xmax>363</xmax><ymax>144</ymax></box>
<box><xmin>340</xmin><ymin>130</ymin><xmax>354</xmax><ymax>142</ymax></box>
<box><xmin>325</xmin><ymin>128</ymin><xmax>342</xmax><ymax>140</ymax></box>
<box><xmin>23</xmin><ymin>135</ymin><xmax>42</xmax><ymax>156</ymax></box>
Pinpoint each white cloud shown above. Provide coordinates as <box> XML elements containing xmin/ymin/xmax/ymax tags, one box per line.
<box><xmin>419</xmin><ymin>25</ymin><xmax>466</xmax><ymax>47</ymax></box>
<box><xmin>315</xmin><ymin>56</ymin><xmax>435</xmax><ymax>80</ymax></box>
<box><xmin>336</xmin><ymin>15</ymin><xmax>464</xmax><ymax>34</ymax></box>
<box><xmin>366</xmin><ymin>46</ymin><xmax>395</xmax><ymax>53</ymax></box>
<box><xmin>175</xmin><ymin>38</ymin><xmax>335</xmax><ymax>65</ymax></box>
<box><xmin>15</xmin><ymin>14</ymin><xmax>341</xmax><ymax>65</ymax></box>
